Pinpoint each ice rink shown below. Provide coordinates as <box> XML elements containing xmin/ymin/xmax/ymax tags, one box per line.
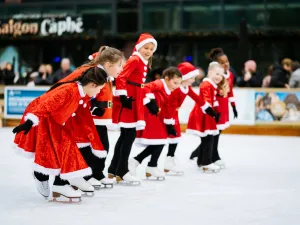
<box><xmin>0</xmin><ymin>127</ymin><xmax>300</xmax><ymax>225</ymax></box>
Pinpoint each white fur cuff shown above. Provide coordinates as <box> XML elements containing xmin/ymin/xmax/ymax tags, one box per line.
<box><xmin>25</xmin><ymin>113</ymin><xmax>39</xmax><ymax>126</ymax></box>
<box><xmin>146</xmin><ymin>93</ymin><xmax>155</xmax><ymax>99</ymax></box>
<box><xmin>229</xmin><ymin>97</ymin><xmax>235</xmax><ymax>103</ymax></box>
<box><xmin>143</xmin><ymin>97</ymin><xmax>150</xmax><ymax>105</ymax></box>
<box><xmin>92</xmin><ymin>149</ymin><xmax>107</xmax><ymax>158</ymax></box>
<box><xmin>164</xmin><ymin>118</ymin><xmax>175</xmax><ymax>125</ymax></box>
<box><xmin>201</xmin><ymin>102</ymin><xmax>211</xmax><ymax>114</ymax></box>
<box><xmin>213</xmin><ymin>101</ymin><xmax>219</xmax><ymax>107</ymax></box>
<box><xmin>114</xmin><ymin>90</ymin><xmax>127</xmax><ymax>96</ymax></box>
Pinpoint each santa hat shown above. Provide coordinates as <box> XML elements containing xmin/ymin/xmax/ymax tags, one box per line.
<box><xmin>88</xmin><ymin>52</ymin><xmax>98</xmax><ymax>61</ymax></box>
<box><xmin>134</xmin><ymin>33</ymin><xmax>157</xmax><ymax>52</ymax></box>
<box><xmin>177</xmin><ymin>62</ymin><xmax>199</xmax><ymax>80</ymax></box>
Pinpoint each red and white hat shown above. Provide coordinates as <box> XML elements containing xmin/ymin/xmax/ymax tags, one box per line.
<box><xmin>177</xmin><ymin>62</ymin><xmax>200</xmax><ymax>80</ymax></box>
<box><xmin>88</xmin><ymin>52</ymin><xmax>98</xmax><ymax>61</ymax></box>
<box><xmin>134</xmin><ymin>33</ymin><xmax>157</xmax><ymax>52</ymax></box>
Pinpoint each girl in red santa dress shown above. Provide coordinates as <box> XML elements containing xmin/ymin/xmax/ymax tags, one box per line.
<box><xmin>186</xmin><ymin>62</ymin><xmax>224</xmax><ymax>172</ymax></box>
<box><xmin>163</xmin><ymin>62</ymin><xmax>218</xmax><ymax>175</ymax></box>
<box><xmin>58</xmin><ymin>47</ymin><xmax>124</xmax><ymax>190</ymax></box>
<box><xmin>190</xmin><ymin>48</ymin><xmax>237</xmax><ymax>169</ymax></box>
<box><xmin>128</xmin><ymin>67</ymin><xmax>182</xmax><ymax>180</ymax></box>
<box><xmin>108</xmin><ymin>33</ymin><xmax>158</xmax><ymax>185</ymax></box>
<box><xmin>13</xmin><ymin>66</ymin><xmax>107</xmax><ymax>202</ymax></box>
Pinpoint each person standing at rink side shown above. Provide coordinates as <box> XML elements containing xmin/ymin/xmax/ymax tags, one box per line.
<box><xmin>108</xmin><ymin>33</ymin><xmax>158</xmax><ymax>185</ymax></box>
<box><xmin>163</xmin><ymin>62</ymin><xmax>218</xmax><ymax>175</ymax></box>
<box><xmin>186</xmin><ymin>62</ymin><xmax>224</xmax><ymax>173</ymax></box>
<box><xmin>129</xmin><ymin>67</ymin><xmax>182</xmax><ymax>180</ymax></box>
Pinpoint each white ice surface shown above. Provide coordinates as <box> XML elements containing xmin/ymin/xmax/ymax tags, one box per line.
<box><xmin>0</xmin><ymin>128</ymin><xmax>300</xmax><ymax>225</ymax></box>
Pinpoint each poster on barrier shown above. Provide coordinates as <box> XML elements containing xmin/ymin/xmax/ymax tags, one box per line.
<box><xmin>179</xmin><ymin>87</ymin><xmax>255</xmax><ymax>125</ymax></box>
<box><xmin>255</xmin><ymin>90</ymin><xmax>300</xmax><ymax>124</ymax></box>
<box><xmin>4</xmin><ymin>86</ymin><xmax>49</xmax><ymax>119</ymax></box>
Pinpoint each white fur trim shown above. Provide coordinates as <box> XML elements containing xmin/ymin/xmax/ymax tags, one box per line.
<box><xmin>76</xmin><ymin>82</ymin><xmax>86</xmax><ymax>97</ymax></box>
<box><xmin>91</xmin><ymin>149</ymin><xmax>107</xmax><ymax>158</ymax></box>
<box><xmin>114</xmin><ymin>90</ymin><xmax>127</xmax><ymax>96</ymax></box>
<box><xmin>223</xmin><ymin>70</ymin><xmax>230</xmax><ymax>79</ymax></box>
<box><xmin>217</xmin><ymin>121</ymin><xmax>230</xmax><ymax>130</ymax></box>
<box><xmin>76</xmin><ymin>143</ymin><xmax>91</xmax><ymax>148</ymax></box>
<box><xmin>179</xmin><ymin>85</ymin><xmax>189</xmax><ymax>94</ymax></box>
<box><xmin>186</xmin><ymin>128</ymin><xmax>219</xmax><ymax>137</ymax></box>
<box><xmin>213</xmin><ymin>101</ymin><xmax>219</xmax><ymax>107</ymax></box>
<box><xmin>33</xmin><ymin>163</ymin><xmax>61</xmax><ymax>176</ymax></box>
<box><xmin>88</xmin><ymin>55</ymin><xmax>93</xmax><ymax>60</ymax></box>
<box><xmin>25</xmin><ymin>113</ymin><xmax>39</xmax><ymax>126</ymax></box>
<box><xmin>135</xmin><ymin>138</ymin><xmax>168</xmax><ymax>146</ymax></box>
<box><xmin>143</xmin><ymin>97</ymin><xmax>150</xmax><ymax>105</ymax></box>
<box><xmin>182</xmin><ymin>69</ymin><xmax>199</xmax><ymax>80</ymax></box>
<box><xmin>107</xmin><ymin>123</ymin><xmax>119</xmax><ymax>131</ymax></box>
<box><xmin>132</xmin><ymin>52</ymin><xmax>148</xmax><ymax>65</ymax></box>
<box><xmin>107</xmin><ymin>76</ymin><xmax>114</xmax><ymax>82</ymax></box>
<box><xmin>60</xmin><ymin>167</ymin><xmax>92</xmax><ymax>180</ymax></box>
<box><xmin>146</xmin><ymin>93</ymin><xmax>155</xmax><ymax>99</ymax></box>
<box><xmin>161</xmin><ymin>79</ymin><xmax>171</xmax><ymax>95</ymax></box>
<box><xmin>97</xmin><ymin>64</ymin><xmax>105</xmax><ymax>70</ymax></box>
<box><xmin>93</xmin><ymin>118</ymin><xmax>112</xmax><ymax>126</ymax></box>
<box><xmin>135</xmin><ymin>38</ymin><xmax>157</xmax><ymax>52</ymax></box>
<box><xmin>228</xmin><ymin>97</ymin><xmax>235</xmax><ymax>103</ymax></box>
<box><xmin>203</xmin><ymin>78</ymin><xmax>217</xmax><ymax>88</ymax></box>
<box><xmin>118</xmin><ymin>120</ymin><xmax>146</xmax><ymax>129</ymax></box>
<box><xmin>167</xmin><ymin>137</ymin><xmax>182</xmax><ymax>144</ymax></box>
<box><xmin>201</xmin><ymin>102</ymin><xmax>211</xmax><ymax>114</ymax></box>
<box><xmin>164</xmin><ymin>118</ymin><xmax>175</xmax><ymax>125</ymax></box>
<box><xmin>13</xmin><ymin>143</ymin><xmax>34</xmax><ymax>158</ymax></box>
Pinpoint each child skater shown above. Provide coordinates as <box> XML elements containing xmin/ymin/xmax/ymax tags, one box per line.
<box><xmin>163</xmin><ymin>62</ymin><xmax>218</xmax><ymax>175</ymax></box>
<box><xmin>186</xmin><ymin>62</ymin><xmax>224</xmax><ymax>172</ymax></box>
<box><xmin>13</xmin><ymin>67</ymin><xmax>107</xmax><ymax>202</ymax></box>
<box><xmin>129</xmin><ymin>67</ymin><xmax>182</xmax><ymax>180</ymax></box>
<box><xmin>59</xmin><ymin>47</ymin><xmax>124</xmax><ymax>189</ymax></box>
<box><xmin>108</xmin><ymin>33</ymin><xmax>158</xmax><ymax>185</ymax></box>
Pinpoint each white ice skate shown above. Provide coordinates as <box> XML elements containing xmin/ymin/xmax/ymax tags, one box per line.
<box><xmin>200</xmin><ymin>163</ymin><xmax>220</xmax><ymax>173</ymax></box>
<box><xmin>100</xmin><ymin>177</ymin><xmax>114</xmax><ymax>189</ymax></box>
<box><xmin>128</xmin><ymin>158</ymin><xmax>140</xmax><ymax>176</ymax></box>
<box><xmin>33</xmin><ymin>174</ymin><xmax>50</xmax><ymax>199</ymax></box>
<box><xmin>50</xmin><ymin>185</ymin><xmax>81</xmax><ymax>203</ymax></box>
<box><xmin>87</xmin><ymin>177</ymin><xmax>102</xmax><ymax>190</ymax></box>
<box><xmin>146</xmin><ymin>167</ymin><xmax>166</xmax><ymax>181</ymax></box>
<box><xmin>116</xmin><ymin>172</ymin><xmax>141</xmax><ymax>186</ymax></box>
<box><xmin>214</xmin><ymin>160</ymin><xmax>225</xmax><ymax>169</ymax></box>
<box><xmin>164</xmin><ymin>156</ymin><xmax>184</xmax><ymax>176</ymax></box>
<box><xmin>69</xmin><ymin>178</ymin><xmax>95</xmax><ymax>197</ymax></box>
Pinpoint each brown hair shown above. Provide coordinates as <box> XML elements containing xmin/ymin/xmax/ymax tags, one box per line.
<box><xmin>162</xmin><ymin>67</ymin><xmax>182</xmax><ymax>79</ymax></box>
<box><xmin>281</xmin><ymin>58</ymin><xmax>292</xmax><ymax>68</ymax></box>
<box><xmin>82</xmin><ymin>46</ymin><xmax>124</xmax><ymax>67</ymax></box>
<box><xmin>208</xmin><ymin>48</ymin><xmax>225</xmax><ymax>61</ymax></box>
<box><xmin>218</xmin><ymin>76</ymin><xmax>230</xmax><ymax>97</ymax></box>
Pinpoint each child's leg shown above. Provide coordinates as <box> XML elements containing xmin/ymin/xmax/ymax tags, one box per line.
<box><xmin>148</xmin><ymin>145</ymin><xmax>164</xmax><ymax>167</ymax></box>
<box><xmin>212</xmin><ymin>131</ymin><xmax>222</xmax><ymax>162</ymax></box>
<box><xmin>96</xmin><ymin>125</ymin><xmax>109</xmax><ymax>152</ymax></box>
<box><xmin>135</xmin><ymin>145</ymin><xmax>156</xmax><ymax>163</ymax></box>
<box><xmin>167</xmin><ymin>144</ymin><xmax>177</xmax><ymax>157</ymax></box>
<box><xmin>34</xmin><ymin>171</ymin><xmax>49</xmax><ymax>181</ymax></box>
<box><xmin>53</xmin><ymin>175</ymin><xmax>69</xmax><ymax>186</ymax></box>
<box><xmin>190</xmin><ymin>137</ymin><xmax>202</xmax><ymax>160</ymax></box>
<box><xmin>199</xmin><ymin>135</ymin><xmax>214</xmax><ymax>166</ymax></box>
<box><xmin>115</xmin><ymin>128</ymin><xmax>136</xmax><ymax>178</ymax></box>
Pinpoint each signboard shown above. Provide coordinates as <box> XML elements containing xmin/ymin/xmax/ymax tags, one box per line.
<box><xmin>255</xmin><ymin>90</ymin><xmax>300</xmax><ymax>124</ymax></box>
<box><xmin>4</xmin><ymin>86</ymin><xmax>49</xmax><ymax>119</ymax></box>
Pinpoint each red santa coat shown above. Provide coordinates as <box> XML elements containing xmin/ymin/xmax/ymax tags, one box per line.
<box><xmin>112</xmin><ymin>52</ymin><xmax>148</xmax><ymax>130</ymax></box>
<box><xmin>186</xmin><ymin>78</ymin><xmax>219</xmax><ymax>137</ymax></box>
<box><xmin>13</xmin><ymin>82</ymin><xmax>105</xmax><ymax>180</ymax></box>
<box><xmin>216</xmin><ymin>70</ymin><xmax>236</xmax><ymax>130</ymax></box>
<box><xmin>135</xmin><ymin>79</ymin><xmax>171</xmax><ymax>146</ymax></box>
<box><xmin>163</xmin><ymin>86</ymin><xmax>210</xmax><ymax>143</ymax></box>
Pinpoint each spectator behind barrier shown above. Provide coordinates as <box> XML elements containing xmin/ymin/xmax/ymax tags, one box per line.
<box><xmin>262</xmin><ymin>64</ymin><xmax>273</xmax><ymax>88</ymax></box>
<box><xmin>270</xmin><ymin>58</ymin><xmax>292</xmax><ymax>88</ymax></box>
<box><xmin>289</xmin><ymin>61</ymin><xmax>300</xmax><ymax>88</ymax></box>
<box><xmin>237</xmin><ymin>60</ymin><xmax>262</xmax><ymax>87</ymax></box>
<box><xmin>50</xmin><ymin>58</ymin><xmax>72</xmax><ymax>84</ymax></box>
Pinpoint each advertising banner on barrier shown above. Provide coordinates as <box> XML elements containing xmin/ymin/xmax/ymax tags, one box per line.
<box><xmin>255</xmin><ymin>90</ymin><xmax>300</xmax><ymax>124</ymax></box>
<box><xmin>178</xmin><ymin>88</ymin><xmax>256</xmax><ymax>125</ymax></box>
<box><xmin>4</xmin><ymin>86</ymin><xmax>49</xmax><ymax>119</ymax></box>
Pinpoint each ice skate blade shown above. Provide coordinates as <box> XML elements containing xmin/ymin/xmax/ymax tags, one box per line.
<box><xmin>164</xmin><ymin>169</ymin><xmax>184</xmax><ymax>176</ymax></box>
<box><xmin>145</xmin><ymin>173</ymin><xmax>165</xmax><ymax>181</ymax></box>
<box><xmin>201</xmin><ymin>167</ymin><xmax>220</xmax><ymax>173</ymax></box>
<box><xmin>49</xmin><ymin>193</ymin><xmax>82</xmax><ymax>204</ymax></box>
<box><xmin>115</xmin><ymin>176</ymin><xmax>141</xmax><ymax>186</ymax></box>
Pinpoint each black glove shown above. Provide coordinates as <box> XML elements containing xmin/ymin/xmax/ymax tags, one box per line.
<box><xmin>120</xmin><ymin>95</ymin><xmax>134</xmax><ymax>109</ymax></box>
<box><xmin>232</xmin><ymin>105</ymin><xmax>238</xmax><ymax>118</ymax></box>
<box><xmin>205</xmin><ymin>106</ymin><xmax>217</xmax><ymax>118</ymax></box>
<box><xmin>12</xmin><ymin>120</ymin><xmax>33</xmax><ymax>135</ymax></box>
<box><xmin>215</xmin><ymin>113</ymin><xmax>221</xmax><ymax>123</ymax></box>
<box><xmin>145</xmin><ymin>99</ymin><xmax>159</xmax><ymax>116</ymax></box>
<box><xmin>90</xmin><ymin>99</ymin><xmax>106</xmax><ymax>117</ymax></box>
<box><xmin>166</xmin><ymin>124</ymin><xmax>177</xmax><ymax>136</ymax></box>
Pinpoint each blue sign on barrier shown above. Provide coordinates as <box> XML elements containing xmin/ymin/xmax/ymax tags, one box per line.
<box><xmin>4</xmin><ymin>86</ymin><xmax>49</xmax><ymax>119</ymax></box>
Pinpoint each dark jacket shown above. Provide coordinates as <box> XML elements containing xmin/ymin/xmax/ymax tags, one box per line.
<box><xmin>270</xmin><ymin>64</ymin><xmax>290</xmax><ymax>88</ymax></box>
<box><xmin>2</xmin><ymin>69</ymin><xmax>15</xmax><ymax>85</ymax></box>
<box><xmin>237</xmin><ymin>71</ymin><xmax>262</xmax><ymax>87</ymax></box>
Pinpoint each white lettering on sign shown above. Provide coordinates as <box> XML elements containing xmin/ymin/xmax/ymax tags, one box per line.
<box><xmin>40</xmin><ymin>17</ymin><xmax>83</xmax><ymax>36</ymax></box>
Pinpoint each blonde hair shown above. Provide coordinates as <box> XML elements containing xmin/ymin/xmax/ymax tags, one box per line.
<box><xmin>208</xmin><ymin>61</ymin><xmax>223</xmax><ymax>71</ymax></box>
<box><xmin>218</xmin><ymin>77</ymin><xmax>230</xmax><ymax>97</ymax></box>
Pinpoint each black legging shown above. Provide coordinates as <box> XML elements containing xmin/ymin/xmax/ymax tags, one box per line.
<box><xmin>212</xmin><ymin>131</ymin><xmax>221</xmax><ymax>162</ymax></box>
<box><xmin>197</xmin><ymin>135</ymin><xmax>214</xmax><ymax>166</ymax></box>
<box><xmin>34</xmin><ymin>171</ymin><xmax>69</xmax><ymax>186</ymax></box>
<box><xmin>135</xmin><ymin>145</ymin><xmax>164</xmax><ymax>167</ymax></box>
<box><xmin>95</xmin><ymin>125</ymin><xmax>109</xmax><ymax>152</ymax></box>
<box><xmin>167</xmin><ymin>143</ymin><xmax>177</xmax><ymax>157</ymax></box>
<box><xmin>108</xmin><ymin>128</ymin><xmax>136</xmax><ymax>178</ymax></box>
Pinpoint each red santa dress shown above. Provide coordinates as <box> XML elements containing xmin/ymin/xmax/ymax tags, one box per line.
<box><xmin>112</xmin><ymin>33</ymin><xmax>157</xmax><ymax>130</ymax></box>
<box><xmin>186</xmin><ymin>78</ymin><xmax>219</xmax><ymax>137</ymax></box>
<box><xmin>216</xmin><ymin>70</ymin><xmax>236</xmax><ymax>130</ymax></box>
<box><xmin>135</xmin><ymin>79</ymin><xmax>171</xmax><ymax>146</ymax></box>
<box><xmin>13</xmin><ymin>82</ymin><xmax>104</xmax><ymax>180</ymax></box>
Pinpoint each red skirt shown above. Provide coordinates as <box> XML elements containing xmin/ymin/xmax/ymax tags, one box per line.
<box><xmin>216</xmin><ymin>96</ymin><xmax>230</xmax><ymax>130</ymax></box>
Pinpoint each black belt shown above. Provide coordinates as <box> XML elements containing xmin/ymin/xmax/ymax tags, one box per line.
<box><xmin>96</xmin><ymin>101</ymin><xmax>112</xmax><ymax>108</ymax></box>
<box><xmin>127</xmin><ymin>80</ymin><xmax>144</xmax><ymax>88</ymax></box>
